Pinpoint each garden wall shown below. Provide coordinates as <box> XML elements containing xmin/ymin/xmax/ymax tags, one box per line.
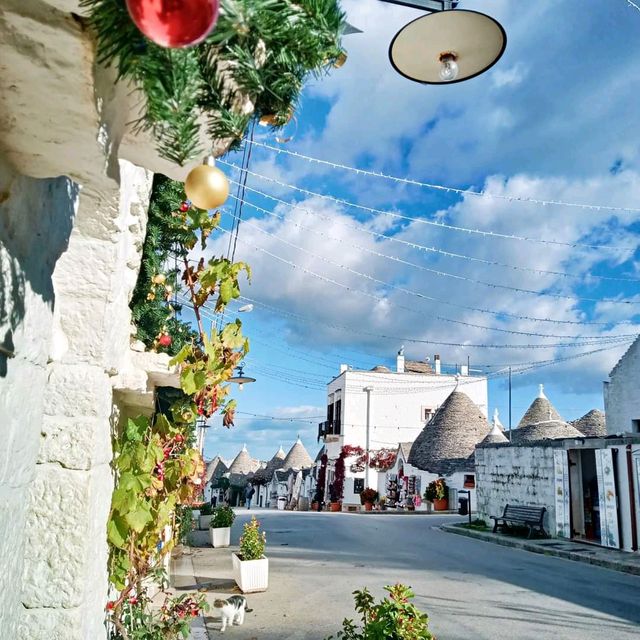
<box><xmin>475</xmin><ymin>444</ymin><xmax>557</xmax><ymax>534</ymax></box>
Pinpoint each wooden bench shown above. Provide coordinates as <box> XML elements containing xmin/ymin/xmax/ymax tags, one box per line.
<box><xmin>491</xmin><ymin>504</ymin><xmax>548</xmax><ymax>539</ymax></box>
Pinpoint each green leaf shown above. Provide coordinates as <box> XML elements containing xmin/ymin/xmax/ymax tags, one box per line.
<box><xmin>107</xmin><ymin>516</ymin><xmax>129</xmax><ymax>549</ymax></box>
<box><xmin>169</xmin><ymin>344</ymin><xmax>192</xmax><ymax>366</ymax></box>
<box><xmin>219</xmin><ymin>278</ymin><xmax>234</xmax><ymax>304</ymax></box>
<box><xmin>126</xmin><ymin>416</ymin><xmax>149</xmax><ymax>442</ymax></box>
<box><xmin>125</xmin><ymin>503</ymin><xmax>153</xmax><ymax>533</ymax></box>
<box><xmin>111</xmin><ymin>487</ymin><xmax>137</xmax><ymax>515</ymax></box>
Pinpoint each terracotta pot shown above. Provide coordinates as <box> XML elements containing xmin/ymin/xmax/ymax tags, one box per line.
<box><xmin>363</xmin><ymin>502</ymin><xmax>373</xmax><ymax>511</ymax></box>
<box><xmin>433</xmin><ymin>498</ymin><xmax>449</xmax><ymax>511</ymax></box>
<box><xmin>311</xmin><ymin>502</ymin><xmax>318</xmax><ymax>511</ymax></box>
<box><xmin>330</xmin><ymin>502</ymin><xmax>341</xmax><ymax>512</ymax></box>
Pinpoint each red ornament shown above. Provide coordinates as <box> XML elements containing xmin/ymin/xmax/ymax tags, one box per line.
<box><xmin>125</xmin><ymin>0</ymin><xmax>220</xmax><ymax>48</ymax></box>
<box><xmin>180</xmin><ymin>201</ymin><xmax>190</xmax><ymax>212</ymax></box>
<box><xmin>158</xmin><ymin>333</ymin><xmax>172</xmax><ymax>347</ymax></box>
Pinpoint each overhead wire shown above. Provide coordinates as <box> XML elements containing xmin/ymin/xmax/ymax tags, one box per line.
<box><xmin>246</xmin><ymin>139</ymin><xmax>640</xmax><ymax>215</ymax></box>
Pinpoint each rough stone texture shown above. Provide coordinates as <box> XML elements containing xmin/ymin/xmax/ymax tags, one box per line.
<box><xmin>604</xmin><ymin>336</ymin><xmax>640</xmax><ymax>435</ymax></box>
<box><xmin>19</xmin><ymin>607</ymin><xmax>84</xmax><ymax>640</ymax></box>
<box><xmin>571</xmin><ymin>409</ymin><xmax>607</xmax><ymax>437</ymax></box>
<box><xmin>475</xmin><ymin>445</ymin><xmax>557</xmax><ymax>534</ymax></box>
<box><xmin>409</xmin><ymin>390</ymin><xmax>491</xmax><ymax>475</ymax></box>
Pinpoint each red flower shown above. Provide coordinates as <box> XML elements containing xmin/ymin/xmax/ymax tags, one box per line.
<box><xmin>129</xmin><ymin>596</ymin><xmax>138</xmax><ymax>605</ymax></box>
<box><xmin>106</xmin><ymin>601</ymin><xmax>115</xmax><ymax>611</ymax></box>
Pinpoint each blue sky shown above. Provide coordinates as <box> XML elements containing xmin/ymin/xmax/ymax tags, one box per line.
<box><xmin>187</xmin><ymin>0</ymin><xmax>640</xmax><ymax>464</ymax></box>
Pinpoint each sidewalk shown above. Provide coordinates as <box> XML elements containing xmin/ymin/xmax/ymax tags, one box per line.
<box><xmin>441</xmin><ymin>523</ymin><xmax>640</xmax><ymax>576</ymax></box>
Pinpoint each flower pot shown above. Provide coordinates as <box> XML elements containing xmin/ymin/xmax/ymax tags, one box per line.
<box><xmin>433</xmin><ymin>498</ymin><xmax>449</xmax><ymax>511</ymax></box>
<box><xmin>232</xmin><ymin>553</ymin><xmax>269</xmax><ymax>593</ymax></box>
<box><xmin>311</xmin><ymin>501</ymin><xmax>318</xmax><ymax>511</ymax></box>
<box><xmin>330</xmin><ymin>502</ymin><xmax>341</xmax><ymax>512</ymax></box>
<box><xmin>198</xmin><ymin>514</ymin><xmax>213</xmax><ymax>530</ymax></box>
<box><xmin>364</xmin><ymin>502</ymin><xmax>373</xmax><ymax>511</ymax></box>
<box><xmin>209</xmin><ymin>526</ymin><xmax>231</xmax><ymax>548</ymax></box>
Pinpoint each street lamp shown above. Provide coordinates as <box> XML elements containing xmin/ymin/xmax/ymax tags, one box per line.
<box><xmin>228</xmin><ymin>363</ymin><xmax>256</xmax><ymax>391</ymax></box>
<box><xmin>381</xmin><ymin>1</ymin><xmax>507</xmax><ymax>85</ymax></box>
<box><xmin>363</xmin><ymin>386</ymin><xmax>374</xmax><ymax>489</ymax></box>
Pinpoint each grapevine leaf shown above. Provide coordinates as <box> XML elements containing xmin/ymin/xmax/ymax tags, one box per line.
<box><xmin>107</xmin><ymin>516</ymin><xmax>129</xmax><ymax>549</ymax></box>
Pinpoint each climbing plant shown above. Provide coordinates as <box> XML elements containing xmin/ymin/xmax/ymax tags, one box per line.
<box><xmin>81</xmin><ymin>0</ymin><xmax>346</xmax><ymax>164</ymax></box>
<box><xmin>107</xmin><ymin>179</ymin><xmax>250</xmax><ymax>638</ymax></box>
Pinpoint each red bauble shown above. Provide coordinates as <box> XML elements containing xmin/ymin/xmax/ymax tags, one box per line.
<box><xmin>158</xmin><ymin>333</ymin><xmax>172</xmax><ymax>347</ymax></box>
<box><xmin>180</xmin><ymin>201</ymin><xmax>190</xmax><ymax>212</ymax></box>
<box><xmin>126</xmin><ymin>0</ymin><xmax>220</xmax><ymax>48</ymax></box>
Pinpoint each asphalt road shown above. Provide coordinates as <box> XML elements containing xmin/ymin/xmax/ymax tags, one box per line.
<box><xmin>189</xmin><ymin>510</ymin><xmax>640</xmax><ymax>640</ymax></box>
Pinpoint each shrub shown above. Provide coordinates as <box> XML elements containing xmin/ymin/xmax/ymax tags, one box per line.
<box><xmin>326</xmin><ymin>584</ymin><xmax>434</xmax><ymax>640</ymax></box>
<box><xmin>199</xmin><ymin>503</ymin><xmax>213</xmax><ymax>516</ymax></box>
<box><xmin>238</xmin><ymin>517</ymin><xmax>266</xmax><ymax>561</ymax></box>
<box><xmin>424</xmin><ymin>478</ymin><xmax>448</xmax><ymax>502</ymax></box>
<box><xmin>360</xmin><ymin>488</ymin><xmax>379</xmax><ymax>505</ymax></box>
<box><xmin>211</xmin><ymin>505</ymin><xmax>235</xmax><ymax>528</ymax></box>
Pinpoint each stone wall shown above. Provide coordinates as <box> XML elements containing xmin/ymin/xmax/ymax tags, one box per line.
<box><xmin>475</xmin><ymin>444</ymin><xmax>556</xmax><ymax>534</ymax></box>
<box><xmin>604</xmin><ymin>337</ymin><xmax>640</xmax><ymax>435</ymax></box>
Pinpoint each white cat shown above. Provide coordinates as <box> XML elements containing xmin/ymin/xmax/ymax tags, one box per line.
<box><xmin>213</xmin><ymin>595</ymin><xmax>252</xmax><ymax>632</ymax></box>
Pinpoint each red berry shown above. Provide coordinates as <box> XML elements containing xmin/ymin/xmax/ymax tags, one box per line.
<box><xmin>129</xmin><ymin>596</ymin><xmax>138</xmax><ymax>605</ymax></box>
<box><xmin>175</xmin><ymin>434</ymin><xmax>184</xmax><ymax>444</ymax></box>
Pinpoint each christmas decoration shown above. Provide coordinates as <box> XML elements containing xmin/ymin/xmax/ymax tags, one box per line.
<box><xmin>125</xmin><ymin>0</ymin><xmax>220</xmax><ymax>48</ymax></box>
<box><xmin>158</xmin><ymin>333</ymin><xmax>172</xmax><ymax>347</ymax></box>
<box><xmin>180</xmin><ymin>201</ymin><xmax>191</xmax><ymax>212</ymax></box>
<box><xmin>184</xmin><ymin>155</ymin><xmax>229</xmax><ymax>210</ymax></box>
<box><xmin>82</xmin><ymin>0</ymin><xmax>346</xmax><ymax>164</ymax></box>
<box><xmin>152</xmin><ymin>273</ymin><xmax>166</xmax><ymax>284</ymax></box>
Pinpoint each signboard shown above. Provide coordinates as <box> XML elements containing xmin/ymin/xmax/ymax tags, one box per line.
<box><xmin>553</xmin><ymin>450</ymin><xmax>570</xmax><ymax>538</ymax></box>
<box><xmin>595</xmin><ymin>449</ymin><xmax>620</xmax><ymax>549</ymax></box>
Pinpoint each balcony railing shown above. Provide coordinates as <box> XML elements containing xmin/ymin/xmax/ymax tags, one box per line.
<box><xmin>317</xmin><ymin>419</ymin><xmax>341</xmax><ymax>441</ymax></box>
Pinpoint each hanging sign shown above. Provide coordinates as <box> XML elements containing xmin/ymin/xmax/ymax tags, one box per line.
<box><xmin>595</xmin><ymin>449</ymin><xmax>620</xmax><ymax>549</ymax></box>
<box><xmin>553</xmin><ymin>450</ymin><xmax>570</xmax><ymax>538</ymax></box>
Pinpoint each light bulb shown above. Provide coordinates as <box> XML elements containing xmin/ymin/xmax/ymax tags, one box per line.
<box><xmin>238</xmin><ymin>382</ymin><xmax>244</xmax><ymax>392</ymax></box>
<box><xmin>438</xmin><ymin>53</ymin><xmax>459</xmax><ymax>82</ymax></box>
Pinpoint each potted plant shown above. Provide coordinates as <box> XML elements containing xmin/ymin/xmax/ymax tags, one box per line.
<box><xmin>198</xmin><ymin>502</ymin><xmax>213</xmax><ymax>530</ymax></box>
<box><xmin>424</xmin><ymin>478</ymin><xmax>449</xmax><ymax>511</ymax></box>
<box><xmin>209</xmin><ymin>505</ymin><xmax>235</xmax><ymax>548</ymax></box>
<box><xmin>379</xmin><ymin>496</ymin><xmax>387</xmax><ymax>511</ymax></box>
<box><xmin>232</xmin><ymin>516</ymin><xmax>268</xmax><ymax>593</ymax></box>
<box><xmin>329</xmin><ymin>485</ymin><xmax>341</xmax><ymax>512</ymax></box>
<box><xmin>360</xmin><ymin>488</ymin><xmax>378</xmax><ymax>511</ymax></box>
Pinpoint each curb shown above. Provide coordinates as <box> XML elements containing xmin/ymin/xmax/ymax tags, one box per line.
<box><xmin>440</xmin><ymin>524</ymin><xmax>640</xmax><ymax>577</ymax></box>
<box><xmin>171</xmin><ymin>547</ymin><xmax>210</xmax><ymax>640</ymax></box>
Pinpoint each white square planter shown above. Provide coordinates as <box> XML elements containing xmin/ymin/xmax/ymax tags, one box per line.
<box><xmin>209</xmin><ymin>526</ymin><xmax>231</xmax><ymax>548</ymax></box>
<box><xmin>232</xmin><ymin>553</ymin><xmax>268</xmax><ymax>593</ymax></box>
<box><xmin>199</xmin><ymin>515</ymin><xmax>213</xmax><ymax>530</ymax></box>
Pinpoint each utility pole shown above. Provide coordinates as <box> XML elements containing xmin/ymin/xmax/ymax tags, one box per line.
<box><xmin>508</xmin><ymin>366</ymin><xmax>512</xmax><ymax>442</ymax></box>
<box><xmin>363</xmin><ymin>386</ymin><xmax>373</xmax><ymax>489</ymax></box>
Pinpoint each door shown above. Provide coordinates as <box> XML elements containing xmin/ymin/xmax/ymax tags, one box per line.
<box><xmin>553</xmin><ymin>450</ymin><xmax>571</xmax><ymax>538</ymax></box>
<box><xmin>595</xmin><ymin>449</ymin><xmax>620</xmax><ymax>548</ymax></box>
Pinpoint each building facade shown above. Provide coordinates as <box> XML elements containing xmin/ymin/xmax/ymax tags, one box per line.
<box><xmin>317</xmin><ymin>350</ymin><xmax>488</xmax><ymax>507</ymax></box>
<box><xmin>604</xmin><ymin>336</ymin><xmax>640</xmax><ymax>435</ymax></box>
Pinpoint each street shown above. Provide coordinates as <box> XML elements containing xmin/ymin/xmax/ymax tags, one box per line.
<box><xmin>188</xmin><ymin>511</ymin><xmax>640</xmax><ymax>640</ymax></box>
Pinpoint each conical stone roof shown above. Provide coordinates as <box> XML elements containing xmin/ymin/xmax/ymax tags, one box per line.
<box><xmin>253</xmin><ymin>446</ymin><xmax>286</xmax><ymax>483</ymax></box>
<box><xmin>511</xmin><ymin>419</ymin><xmax>583</xmax><ymax>444</ymax></box>
<box><xmin>228</xmin><ymin>444</ymin><xmax>259</xmax><ymax>475</ymax></box>
<box><xmin>518</xmin><ymin>385</ymin><xmax>563</xmax><ymax>427</ymax></box>
<box><xmin>571</xmin><ymin>409</ymin><xmax>606</xmax><ymax>437</ymax></box>
<box><xmin>408</xmin><ymin>391</ymin><xmax>490</xmax><ymax>475</ymax></box>
<box><xmin>205</xmin><ymin>455</ymin><xmax>228</xmax><ymax>483</ymax></box>
<box><xmin>282</xmin><ymin>437</ymin><xmax>313</xmax><ymax>470</ymax></box>
<box><xmin>480</xmin><ymin>423</ymin><xmax>509</xmax><ymax>445</ymax></box>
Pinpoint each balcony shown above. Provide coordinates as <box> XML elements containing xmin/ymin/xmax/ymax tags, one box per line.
<box><xmin>317</xmin><ymin>419</ymin><xmax>341</xmax><ymax>441</ymax></box>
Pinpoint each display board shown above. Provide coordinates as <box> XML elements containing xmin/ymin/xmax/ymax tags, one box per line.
<box><xmin>595</xmin><ymin>449</ymin><xmax>620</xmax><ymax>549</ymax></box>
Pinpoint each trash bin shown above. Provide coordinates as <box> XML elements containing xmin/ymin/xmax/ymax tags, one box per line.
<box><xmin>277</xmin><ymin>496</ymin><xmax>287</xmax><ymax>511</ymax></box>
<box><xmin>458</xmin><ymin>497</ymin><xmax>468</xmax><ymax>516</ymax></box>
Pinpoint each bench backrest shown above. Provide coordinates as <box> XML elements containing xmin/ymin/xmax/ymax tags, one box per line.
<box><xmin>503</xmin><ymin>504</ymin><xmax>546</xmax><ymax>522</ymax></box>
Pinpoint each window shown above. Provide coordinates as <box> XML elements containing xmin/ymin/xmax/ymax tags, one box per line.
<box><xmin>464</xmin><ymin>475</ymin><xmax>475</xmax><ymax>488</ymax></box>
<box><xmin>353</xmin><ymin>479</ymin><xmax>364</xmax><ymax>494</ymax></box>
<box><xmin>421</xmin><ymin>406</ymin><xmax>435</xmax><ymax>422</ymax></box>
<box><xmin>632</xmin><ymin>420</ymin><xmax>640</xmax><ymax>433</ymax></box>
<box><xmin>334</xmin><ymin>399</ymin><xmax>342</xmax><ymax>434</ymax></box>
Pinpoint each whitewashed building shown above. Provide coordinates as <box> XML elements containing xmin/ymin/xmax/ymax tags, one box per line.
<box><xmin>604</xmin><ymin>335</ymin><xmax>640</xmax><ymax>435</ymax></box>
<box><xmin>317</xmin><ymin>349</ymin><xmax>488</xmax><ymax>507</ymax></box>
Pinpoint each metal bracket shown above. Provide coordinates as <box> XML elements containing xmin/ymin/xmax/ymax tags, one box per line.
<box><xmin>378</xmin><ymin>0</ymin><xmax>458</xmax><ymax>12</ymax></box>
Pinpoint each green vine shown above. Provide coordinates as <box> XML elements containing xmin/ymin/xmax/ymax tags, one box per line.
<box><xmin>81</xmin><ymin>0</ymin><xmax>346</xmax><ymax>164</ymax></box>
<box><xmin>108</xmin><ymin>179</ymin><xmax>250</xmax><ymax>638</ymax></box>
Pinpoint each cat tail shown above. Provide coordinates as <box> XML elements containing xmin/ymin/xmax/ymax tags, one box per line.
<box><xmin>244</xmin><ymin>602</ymin><xmax>253</xmax><ymax>613</ymax></box>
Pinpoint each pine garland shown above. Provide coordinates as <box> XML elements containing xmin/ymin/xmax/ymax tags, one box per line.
<box><xmin>81</xmin><ymin>0</ymin><xmax>346</xmax><ymax>164</ymax></box>
<box><xmin>130</xmin><ymin>175</ymin><xmax>198</xmax><ymax>355</ymax></box>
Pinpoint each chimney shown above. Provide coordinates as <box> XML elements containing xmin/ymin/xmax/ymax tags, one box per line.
<box><xmin>396</xmin><ymin>345</ymin><xmax>405</xmax><ymax>373</ymax></box>
<box><xmin>340</xmin><ymin>364</ymin><xmax>348</xmax><ymax>374</ymax></box>
<box><xmin>434</xmin><ymin>354</ymin><xmax>441</xmax><ymax>375</ymax></box>
<box><xmin>461</xmin><ymin>364</ymin><xmax>469</xmax><ymax>376</ymax></box>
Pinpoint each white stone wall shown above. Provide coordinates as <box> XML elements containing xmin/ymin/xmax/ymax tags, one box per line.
<box><xmin>475</xmin><ymin>445</ymin><xmax>557</xmax><ymax>534</ymax></box>
<box><xmin>604</xmin><ymin>337</ymin><xmax>640</xmax><ymax>435</ymax></box>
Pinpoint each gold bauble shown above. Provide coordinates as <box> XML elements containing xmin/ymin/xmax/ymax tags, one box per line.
<box><xmin>184</xmin><ymin>156</ymin><xmax>229</xmax><ymax>210</ymax></box>
<box><xmin>152</xmin><ymin>274</ymin><xmax>166</xmax><ymax>285</ymax></box>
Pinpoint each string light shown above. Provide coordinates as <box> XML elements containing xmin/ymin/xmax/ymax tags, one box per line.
<box><xmin>246</xmin><ymin>139</ymin><xmax>640</xmax><ymax>215</ymax></box>
<box><xmin>184</xmin><ymin>292</ymin><xmax>632</xmax><ymax>351</ymax></box>
<box><xmin>212</xmin><ymin>226</ymin><xmax>638</xmax><ymax>338</ymax></box>
<box><xmin>225</xmin><ymin>206</ymin><xmax>640</xmax><ymax>308</ymax></box>
<box><xmin>227</xmin><ymin>188</ymin><xmax>640</xmax><ymax>284</ymax></box>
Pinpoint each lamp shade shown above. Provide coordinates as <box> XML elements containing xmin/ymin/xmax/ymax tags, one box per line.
<box><xmin>389</xmin><ymin>9</ymin><xmax>506</xmax><ymax>84</ymax></box>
